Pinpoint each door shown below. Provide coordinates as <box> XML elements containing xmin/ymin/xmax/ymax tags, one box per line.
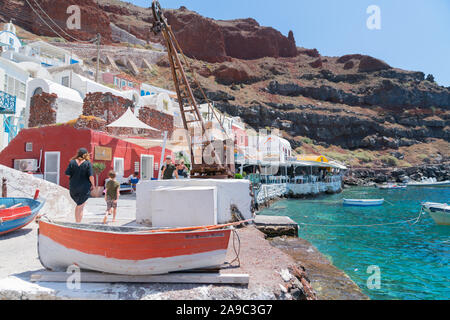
<box><xmin>141</xmin><ymin>155</ymin><xmax>154</xmax><ymax>180</ymax></box>
<box><xmin>113</xmin><ymin>157</ymin><xmax>124</xmax><ymax>179</ymax></box>
<box><xmin>44</xmin><ymin>152</ymin><xmax>60</xmax><ymax>185</ymax></box>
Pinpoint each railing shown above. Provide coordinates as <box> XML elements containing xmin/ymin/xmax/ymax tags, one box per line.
<box><xmin>0</xmin><ymin>90</ymin><xmax>16</xmax><ymax>114</ymax></box>
<box><xmin>3</xmin><ymin>115</ymin><xmax>19</xmax><ymax>143</ymax></box>
<box><xmin>249</xmin><ymin>174</ymin><xmax>342</xmax><ymax>185</ymax></box>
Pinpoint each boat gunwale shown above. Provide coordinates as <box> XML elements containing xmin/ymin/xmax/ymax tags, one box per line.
<box><xmin>39</xmin><ymin>218</ymin><xmax>232</xmax><ymax>236</ymax></box>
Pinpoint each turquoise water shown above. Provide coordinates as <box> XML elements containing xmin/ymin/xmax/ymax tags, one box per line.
<box><xmin>259</xmin><ymin>187</ymin><xmax>450</xmax><ymax>300</ymax></box>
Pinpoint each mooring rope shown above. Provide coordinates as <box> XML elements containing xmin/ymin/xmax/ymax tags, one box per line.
<box><xmin>223</xmin><ymin>227</ymin><xmax>241</xmax><ymax>267</ymax></box>
<box><xmin>298</xmin><ymin>206</ymin><xmax>425</xmax><ymax>228</ymax></box>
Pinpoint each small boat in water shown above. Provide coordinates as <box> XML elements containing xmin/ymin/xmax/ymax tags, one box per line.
<box><xmin>37</xmin><ymin>218</ymin><xmax>244</xmax><ymax>275</ymax></box>
<box><xmin>407</xmin><ymin>178</ymin><xmax>450</xmax><ymax>187</ymax></box>
<box><xmin>0</xmin><ymin>197</ymin><xmax>45</xmax><ymax>235</ymax></box>
<box><xmin>343</xmin><ymin>199</ymin><xmax>384</xmax><ymax>206</ymax></box>
<box><xmin>422</xmin><ymin>202</ymin><xmax>450</xmax><ymax>225</ymax></box>
<box><xmin>377</xmin><ymin>183</ymin><xmax>407</xmax><ymax>190</ymax></box>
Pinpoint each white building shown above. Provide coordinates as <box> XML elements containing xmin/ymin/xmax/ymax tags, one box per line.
<box><xmin>0</xmin><ymin>22</ymin><xmax>22</xmax><ymax>53</ymax></box>
<box><xmin>0</xmin><ymin>57</ymin><xmax>30</xmax><ymax>150</ymax></box>
<box><xmin>25</xmin><ymin>78</ymin><xmax>84</xmax><ymax>127</ymax></box>
<box><xmin>50</xmin><ymin>66</ymin><xmax>137</xmax><ymax>101</ymax></box>
<box><xmin>2</xmin><ymin>40</ymin><xmax>82</xmax><ymax>68</ymax></box>
<box><xmin>140</xmin><ymin>82</ymin><xmax>175</xmax><ymax>97</ymax></box>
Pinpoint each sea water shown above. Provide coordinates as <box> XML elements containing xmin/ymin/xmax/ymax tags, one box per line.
<box><xmin>259</xmin><ymin>186</ymin><xmax>450</xmax><ymax>300</ymax></box>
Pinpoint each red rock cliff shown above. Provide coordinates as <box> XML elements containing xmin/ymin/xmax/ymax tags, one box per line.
<box><xmin>0</xmin><ymin>0</ymin><xmax>112</xmax><ymax>43</ymax></box>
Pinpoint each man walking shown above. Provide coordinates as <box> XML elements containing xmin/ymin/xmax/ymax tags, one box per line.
<box><xmin>161</xmin><ymin>156</ymin><xmax>179</xmax><ymax>180</ymax></box>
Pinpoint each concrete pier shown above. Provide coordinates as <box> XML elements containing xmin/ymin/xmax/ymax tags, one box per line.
<box><xmin>255</xmin><ymin>215</ymin><xmax>299</xmax><ymax>238</ymax></box>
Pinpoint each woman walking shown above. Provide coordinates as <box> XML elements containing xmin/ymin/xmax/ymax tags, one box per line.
<box><xmin>65</xmin><ymin>148</ymin><xmax>95</xmax><ymax>223</ymax></box>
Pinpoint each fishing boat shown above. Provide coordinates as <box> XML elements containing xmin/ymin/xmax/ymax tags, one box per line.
<box><xmin>377</xmin><ymin>183</ymin><xmax>407</xmax><ymax>190</ymax></box>
<box><xmin>37</xmin><ymin>218</ymin><xmax>245</xmax><ymax>275</ymax></box>
<box><xmin>343</xmin><ymin>199</ymin><xmax>384</xmax><ymax>206</ymax></box>
<box><xmin>422</xmin><ymin>202</ymin><xmax>450</xmax><ymax>225</ymax></box>
<box><xmin>407</xmin><ymin>178</ymin><xmax>450</xmax><ymax>187</ymax></box>
<box><xmin>0</xmin><ymin>197</ymin><xmax>45</xmax><ymax>235</ymax></box>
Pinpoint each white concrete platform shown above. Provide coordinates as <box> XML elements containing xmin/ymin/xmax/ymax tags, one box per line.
<box><xmin>137</xmin><ymin>179</ymin><xmax>253</xmax><ymax>225</ymax></box>
<box><xmin>151</xmin><ymin>186</ymin><xmax>217</xmax><ymax>228</ymax></box>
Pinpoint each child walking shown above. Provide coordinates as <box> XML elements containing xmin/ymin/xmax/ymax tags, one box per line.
<box><xmin>103</xmin><ymin>171</ymin><xmax>120</xmax><ymax>224</ymax></box>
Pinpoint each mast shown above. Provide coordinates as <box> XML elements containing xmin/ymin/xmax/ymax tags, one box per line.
<box><xmin>151</xmin><ymin>1</ymin><xmax>234</xmax><ymax>178</ymax></box>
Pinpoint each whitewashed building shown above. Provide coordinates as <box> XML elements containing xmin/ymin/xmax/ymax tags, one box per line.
<box><xmin>0</xmin><ymin>57</ymin><xmax>30</xmax><ymax>151</ymax></box>
<box><xmin>25</xmin><ymin>78</ymin><xmax>84</xmax><ymax>127</ymax></box>
<box><xmin>0</xmin><ymin>22</ymin><xmax>22</xmax><ymax>53</ymax></box>
<box><xmin>2</xmin><ymin>40</ymin><xmax>82</xmax><ymax>68</ymax></box>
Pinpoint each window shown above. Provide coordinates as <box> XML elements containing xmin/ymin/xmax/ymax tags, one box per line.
<box><xmin>19</xmin><ymin>82</ymin><xmax>25</xmax><ymax>100</ymax></box>
<box><xmin>121</xmin><ymin>80</ymin><xmax>126</xmax><ymax>87</ymax></box>
<box><xmin>4</xmin><ymin>75</ymin><xmax>26</xmax><ymax>101</ymax></box>
<box><xmin>61</xmin><ymin>76</ymin><xmax>70</xmax><ymax>87</ymax></box>
<box><xmin>33</xmin><ymin>87</ymin><xmax>43</xmax><ymax>96</ymax></box>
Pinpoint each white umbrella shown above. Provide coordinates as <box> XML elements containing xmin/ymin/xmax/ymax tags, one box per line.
<box><xmin>107</xmin><ymin>108</ymin><xmax>160</xmax><ymax>131</ymax></box>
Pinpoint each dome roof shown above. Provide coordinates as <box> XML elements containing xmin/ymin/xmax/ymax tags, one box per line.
<box><xmin>3</xmin><ymin>21</ymin><xmax>16</xmax><ymax>34</ymax></box>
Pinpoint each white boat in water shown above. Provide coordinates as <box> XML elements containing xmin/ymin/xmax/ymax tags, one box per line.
<box><xmin>377</xmin><ymin>183</ymin><xmax>407</xmax><ymax>190</ymax></box>
<box><xmin>407</xmin><ymin>178</ymin><xmax>450</xmax><ymax>187</ymax></box>
<box><xmin>422</xmin><ymin>202</ymin><xmax>450</xmax><ymax>225</ymax></box>
<box><xmin>343</xmin><ymin>199</ymin><xmax>384</xmax><ymax>206</ymax></box>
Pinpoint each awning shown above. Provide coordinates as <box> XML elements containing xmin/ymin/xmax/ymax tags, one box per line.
<box><xmin>107</xmin><ymin>108</ymin><xmax>160</xmax><ymax>131</ymax></box>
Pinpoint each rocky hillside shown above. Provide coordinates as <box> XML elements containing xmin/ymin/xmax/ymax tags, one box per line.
<box><xmin>2</xmin><ymin>0</ymin><xmax>449</xmax><ymax>169</ymax></box>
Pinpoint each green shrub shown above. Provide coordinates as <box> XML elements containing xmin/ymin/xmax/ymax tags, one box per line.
<box><xmin>301</xmin><ymin>137</ymin><xmax>314</xmax><ymax>145</ymax></box>
<box><xmin>323</xmin><ymin>151</ymin><xmax>350</xmax><ymax>163</ymax></box>
<box><xmin>93</xmin><ymin>162</ymin><xmax>106</xmax><ymax>186</ymax></box>
<box><xmin>353</xmin><ymin>151</ymin><xmax>375</xmax><ymax>163</ymax></box>
<box><xmin>380</xmin><ymin>155</ymin><xmax>399</xmax><ymax>166</ymax></box>
<box><xmin>235</xmin><ymin>173</ymin><xmax>243</xmax><ymax>179</ymax></box>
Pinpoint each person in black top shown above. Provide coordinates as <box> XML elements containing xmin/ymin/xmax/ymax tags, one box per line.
<box><xmin>161</xmin><ymin>156</ymin><xmax>179</xmax><ymax>180</ymax></box>
<box><xmin>65</xmin><ymin>148</ymin><xmax>95</xmax><ymax>223</ymax></box>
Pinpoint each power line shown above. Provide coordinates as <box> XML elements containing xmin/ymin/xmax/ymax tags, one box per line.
<box><xmin>29</xmin><ymin>0</ymin><xmax>94</xmax><ymax>43</ymax></box>
<box><xmin>24</xmin><ymin>0</ymin><xmax>70</xmax><ymax>40</ymax></box>
<box><xmin>24</xmin><ymin>0</ymin><xmax>96</xmax><ymax>44</ymax></box>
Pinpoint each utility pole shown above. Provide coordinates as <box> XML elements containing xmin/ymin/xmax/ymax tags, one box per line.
<box><xmin>95</xmin><ymin>33</ymin><xmax>101</xmax><ymax>83</ymax></box>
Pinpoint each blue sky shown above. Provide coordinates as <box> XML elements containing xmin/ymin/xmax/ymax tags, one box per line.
<box><xmin>130</xmin><ymin>0</ymin><xmax>450</xmax><ymax>86</ymax></box>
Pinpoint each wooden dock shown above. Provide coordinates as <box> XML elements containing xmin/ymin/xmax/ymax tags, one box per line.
<box><xmin>30</xmin><ymin>271</ymin><xmax>249</xmax><ymax>285</ymax></box>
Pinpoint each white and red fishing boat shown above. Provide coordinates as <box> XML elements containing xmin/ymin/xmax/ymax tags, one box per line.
<box><xmin>37</xmin><ymin>218</ymin><xmax>248</xmax><ymax>275</ymax></box>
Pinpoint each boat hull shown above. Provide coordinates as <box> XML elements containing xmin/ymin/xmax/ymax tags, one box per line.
<box><xmin>0</xmin><ymin>198</ymin><xmax>45</xmax><ymax>236</ymax></box>
<box><xmin>38</xmin><ymin>220</ymin><xmax>232</xmax><ymax>275</ymax></box>
<box><xmin>423</xmin><ymin>203</ymin><xmax>450</xmax><ymax>226</ymax></box>
<box><xmin>343</xmin><ymin>199</ymin><xmax>384</xmax><ymax>207</ymax></box>
<box><xmin>407</xmin><ymin>181</ymin><xmax>450</xmax><ymax>187</ymax></box>
<box><xmin>377</xmin><ymin>185</ymin><xmax>406</xmax><ymax>190</ymax></box>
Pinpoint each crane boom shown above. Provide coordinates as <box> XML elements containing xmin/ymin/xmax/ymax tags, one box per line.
<box><xmin>151</xmin><ymin>1</ymin><xmax>234</xmax><ymax>178</ymax></box>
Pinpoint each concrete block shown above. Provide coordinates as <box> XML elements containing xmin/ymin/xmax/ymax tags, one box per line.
<box><xmin>151</xmin><ymin>186</ymin><xmax>217</xmax><ymax>228</ymax></box>
<box><xmin>0</xmin><ymin>165</ymin><xmax>75</xmax><ymax>219</ymax></box>
<box><xmin>136</xmin><ymin>179</ymin><xmax>253</xmax><ymax>225</ymax></box>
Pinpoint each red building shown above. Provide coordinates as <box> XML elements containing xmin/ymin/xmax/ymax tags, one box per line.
<box><xmin>0</xmin><ymin>125</ymin><xmax>172</xmax><ymax>189</ymax></box>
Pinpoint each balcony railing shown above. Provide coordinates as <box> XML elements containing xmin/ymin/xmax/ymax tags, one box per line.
<box><xmin>0</xmin><ymin>90</ymin><xmax>16</xmax><ymax>114</ymax></box>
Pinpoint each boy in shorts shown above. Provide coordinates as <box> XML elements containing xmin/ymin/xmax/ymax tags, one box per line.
<box><xmin>103</xmin><ymin>171</ymin><xmax>120</xmax><ymax>224</ymax></box>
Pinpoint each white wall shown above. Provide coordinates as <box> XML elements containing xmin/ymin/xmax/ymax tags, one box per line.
<box><xmin>54</xmin><ymin>98</ymin><xmax>83</xmax><ymax>123</ymax></box>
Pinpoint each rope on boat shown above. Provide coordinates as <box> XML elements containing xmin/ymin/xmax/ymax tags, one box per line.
<box><xmin>227</xmin><ymin>227</ymin><xmax>241</xmax><ymax>267</ymax></box>
<box><xmin>299</xmin><ymin>207</ymin><xmax>425</xmax><ymax>228</ymax></box>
